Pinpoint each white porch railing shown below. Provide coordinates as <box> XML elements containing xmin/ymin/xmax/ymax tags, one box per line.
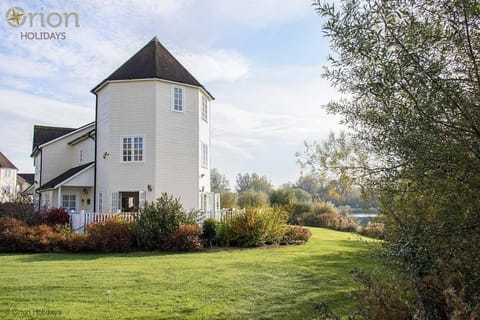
<box><xmin>70</xmin><ymin>211</ymin><xmax>137</xmax><ymax>233</ymax></box>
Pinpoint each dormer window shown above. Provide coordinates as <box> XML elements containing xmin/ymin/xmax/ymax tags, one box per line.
<box><xmin>172</xmin><ymin>86</ymin><xmax>184</xmax><ymax>112</ymax></box>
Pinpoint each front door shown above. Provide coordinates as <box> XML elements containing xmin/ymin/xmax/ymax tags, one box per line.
<box><xmin>121</xmin><ymin>192</ymin><xmax>139</xmax><ymax>212</ymax></box>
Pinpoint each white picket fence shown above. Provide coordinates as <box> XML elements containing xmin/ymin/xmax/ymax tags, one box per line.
<box><xmin>69</xmin><ymin>209</ymin><xmax>232</xmax><ymax>233</ymax></box>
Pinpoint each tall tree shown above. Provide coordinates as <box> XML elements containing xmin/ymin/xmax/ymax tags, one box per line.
<box><xmin>235</xmin><ymin>173</ymin><xmax>273</xmax><ymax>195</ymax></box>
<box><xmin>306</xmin><ymin>1</ymin><xmax>480</xmax><ymax>318</ymax></box>
<box><xmin>210</xmin><ymin>168</ymin><xmax>230</xmax><ymax>192</ymax></box>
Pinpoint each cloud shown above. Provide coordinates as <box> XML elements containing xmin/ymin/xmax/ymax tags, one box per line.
<box><xmin>0</xmin><ymin>89</ymin><xmax>94</xmax><ymax>125</ymax></box>
<box><xmin>177</xmin><ymin>50</ymin><xmax>250</xmax><ymax>83</ymax></box>
<box><xmin>202</xmin><ymin>0</ymin><xmax>312</xmax><ymax>27</ymax></box>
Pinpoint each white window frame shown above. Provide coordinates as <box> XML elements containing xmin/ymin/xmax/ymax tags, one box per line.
<box><xmin>98</xmin><ymin>192</ymin><xmax>103</xmax><ymax>213</ymax></box>
<box><xmin>120</xmin><ymin>135</ymin><xmax>145</xmax><ymax>163</ymax></box>
<box><xmin>202</xmin><ymin>96</ymin><xmax>208</xmax><ymax>122</ymax></box>
<box><xmin>201</xmin><ymin>141</ymin><xmax>209</xmax><ymax>168</ymax></box>
<box><xmin>43</xmin><ymin>193</ymin><xmax>50</xmax><ymax>208</ymax></box>
<box><xmin>62</xmin><ymin>194</ymin><xmax>77</xmax><ymax>212</ymax></box>
<box><xmin>172</xmin><ymin>86</ymin><xmax>185</xmax><ymax>112</ymax></box>
<box><xmin>79</xmin><ymin>148</ymin><xmax>83</xmax><ymax>164</ymax></box>
<box><xmin>4</xmin><ymin>168</ymin><xmax>11</xmax><ymax>178</ymax></box>
<box><xmin>111</xmin><ymin>191</ymin><xmax>120</xmax><ymax>213</ymax></box>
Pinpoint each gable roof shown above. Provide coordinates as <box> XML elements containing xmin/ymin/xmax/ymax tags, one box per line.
<box><xmin>39</xmin><ymin>162</ymin><xmax>94</xmax><ymax>191</ymax></box>
<box><xmin>32</xmin><ymin>125</ymin><xmax>77</xmax><ymax>151</ymax></box>
<box><xmin>0</xmin><ymin>152</ymin><xmax>17</xmax><ymax>169</ymax></box>
<box><xmin>18</xmin><ymin>173</ymin><xmax>34</xmax><ymax>185</ymax></box>
<box><xmin>91</xmin><ymin>37</ymin><xmax>214</xmax><ymax>99</ymax></box>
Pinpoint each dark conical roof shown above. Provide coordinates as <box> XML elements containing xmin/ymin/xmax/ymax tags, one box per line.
<box><xmin>91</xmin><ymin>37</ymin><xmax>213</xmax><ymax>98</ymax></box>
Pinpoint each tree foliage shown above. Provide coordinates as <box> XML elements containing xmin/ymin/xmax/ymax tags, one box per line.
<box><xmin>235</xmin><ymin>173</ymin><xmax>273</xmax><ymax>194</ymax></box>
<box><xmin>211</xmin><ymin>168</ymin><xmax>230</xmax><ymax>192</ymax></box>
<box><xmin>237</xmin><ymin>190</ymin><xmax>269</xmax><ymax>208</ymax></box>
<box><xmin>269</xmin><ymin>189</ymin><xmax>296</xmax><ymax>207</ymax></box>
<box><xmin>307</xmin><ymin>0</ymin><xmax>480</xmax><ymax>318</ymax></box>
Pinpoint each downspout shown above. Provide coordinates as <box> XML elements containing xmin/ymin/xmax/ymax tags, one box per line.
<box><xmin>93</xmin><ymin>94</ymin><xmax>98</xmax><ymax>213</ymax></box>
<box><xmin>36</xmin><ymin>148</ymin><xmax>43</xmax><ymax>210</ymax></box>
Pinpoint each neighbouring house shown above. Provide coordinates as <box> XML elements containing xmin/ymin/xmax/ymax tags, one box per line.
<box><xmin>0</xmin><ymin>152</ymin><xmax>18</xmax><ymax>202</ymax></box>
<box><xmin>17</xmin><ymin>173</ymin><xmax>35</xmax><ymax>198</ymax></box>
<box><xmin>31</xmin><ymin>37</ymin><xmax>220</xmax><ymax>217</ymax></box>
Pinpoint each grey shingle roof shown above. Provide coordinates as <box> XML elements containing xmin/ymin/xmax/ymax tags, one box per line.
<box><xmin>91</xmin><ymin>37</ymin><xmax>213</xmax><ymax>99</ymax></box>
<box><xmin>18</xmin><ymin>173</ymin><xmax>34</xmax><ymax>184</ymax></box>
<box><xmin>32</xmin><ymin>125</ymin><xmax>76</xmax><ymax>151</ymax></box>
<box><xmin>39</xmin><ymin>162</ymin><xmax>94</xmax><ymax>190</ymax></box>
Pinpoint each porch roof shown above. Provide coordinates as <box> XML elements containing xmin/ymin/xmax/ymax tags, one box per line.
<box><xmin>39</xmin><ymin>162</ymin><xmax>94</xmax><ymax>191</ymax></box>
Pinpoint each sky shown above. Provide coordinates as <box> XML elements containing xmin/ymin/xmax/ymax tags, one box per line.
<box><xmin>0</xmin><ymin>0</ymin><xmax>344</xmax><ymax>188</ymax></box>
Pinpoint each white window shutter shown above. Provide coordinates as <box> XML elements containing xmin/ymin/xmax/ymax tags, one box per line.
<box><xmin>111</xmin><ymin>192</ymin><xmax>119</xmax><ymax>213</ymax></box>
<box><xmin>139</xmin><ymin>190</ymin><xmax>146</xmax><ymax>209</ymax></box>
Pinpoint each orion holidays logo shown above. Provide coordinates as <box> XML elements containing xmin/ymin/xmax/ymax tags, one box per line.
<box><xmin>5</xmin><ymin>6</ymin><xmax>79</xmax><ymax>40</ymax></box>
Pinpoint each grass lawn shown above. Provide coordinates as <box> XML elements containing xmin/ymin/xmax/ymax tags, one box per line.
<box><xmin>0</xmin><ymin>227</ymin><xmax>379</xmax><ymax>319</ymax></box>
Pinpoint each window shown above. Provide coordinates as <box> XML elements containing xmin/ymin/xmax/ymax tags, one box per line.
<box><xmin>201</xmin><ymin>142</ymin><xmax>209</xmax><ymax>168</ymax></box>
<box><xmin>79</xmin><ymin>149</ymin><xmax>83</xmax><ymax>164</ymax></box>
<box><xmin>122</xmin><ymin>136</ymin><xmax>144</xmax><ymax>162</ymax></box>
<box><xmin>111</xmin><ymin>192</ymin><xmax>120</xmax><ymax>212</ymax></box>
<box><xmin>4</xmin><ymin>168</ymin><xmax>11</xmax><ymax>178</ymax></box>
<box><xmin>202</xmin><ymin>96</ymin><xmax>208</xmax><ymax>122</ymax></box>
<box><xmin>173</xmin><ymin>86</ymin><xmax>184</xmax><ymax>112</ymax></box>
<box><xmin>62</xmin><ymin>194</ymin><xmax>76</xmax><ymax>212</ymax></box>
<box><xmin>2</xmin><ymin>185</ymin><xmax>10</xmax><ymax>194</ymax></box>
<box><xmin>98</xmin><ymin>192</ymin><xmax>103</xmax><ymax>213</ymax></box>
<box><xmin>43</xmin><ymin>193</ymin><xmax>50</xmax><ymax>208</ymax></box>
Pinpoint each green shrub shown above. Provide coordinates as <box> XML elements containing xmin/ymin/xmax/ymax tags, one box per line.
<box><xmin>215</xmin><ymin>217</ymin><xmax>234</xmax><ymax>247</ymax></box>
<box><xmin>237</xmin><ymin>191</ymin><xmax>269</xmax><ymax>208</ymax></box>
<box><xmin>165</xmin><ymin>224</ymin><xmax>203</xmax><ymax>252</ymax></box>
<box><xmin>87</xmin><ymin>217</ymin><xmax>135</xmax><ymax>253</ymax></box>
<box><xmin>289</xmin><ymin>188</ymin><xmax>312</xmax><ymax>204</ymax></box>
<box><xmin>262</xmin><ymin>208</ymin><xmax>289</xmax><ymax>244</ymax></box>
<box><xmin>201</xmin><ymin>218</ymin><xmax>217</xmax><ymax>247</ymax></box>
<box><xmin>229</xmin><ymin>209</ymin><xmax>265</xmax><ymax>247</ymax></box>
<box><xmin>282</xmin><ymin>226</ymin><xmax>312</xmax><ymax>244</ymax></box>
<box><xmin>289</xmin><ymin>203</ymin><xmax>313</xmax><ymax>224</ymax></box>
<box><xmin>220</xmin><ymin>191</ymin><xmax>237</xmax><ymax>209</ymax></box>
<box><xmin>269</xmin><ymin>189</ymin><xmax>296</xmax><ymax>207</ymax></box>
<box><xmin>134</xmin><ymin>193</ymin><xmax>191</xmax><ymax>250</ymax></box>
<box><xmin>222</xmin><ymin>207</ymin><xmax>288</xmax><ymax>247</ymax></box>
<box><xmin>0</xmin><ymin>200</ymin><xmax>39</xmax><ymax>225</ymax></box>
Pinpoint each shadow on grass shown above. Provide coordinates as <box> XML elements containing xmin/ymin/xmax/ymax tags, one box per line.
<box><xmin>221</xmin><ymin>241</ymin><xmax>379</xmax><ymax>320</ymax></box>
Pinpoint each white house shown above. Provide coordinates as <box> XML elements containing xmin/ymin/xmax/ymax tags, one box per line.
<box><xmin>32</xmin><ymin>37</ymin><xmax>219</xmax><ymax>216</ymax></box>
<box><xmin>0</xmin><ymin>152</ymin><xmax>18</xmax><ymax>202</ymax></box>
